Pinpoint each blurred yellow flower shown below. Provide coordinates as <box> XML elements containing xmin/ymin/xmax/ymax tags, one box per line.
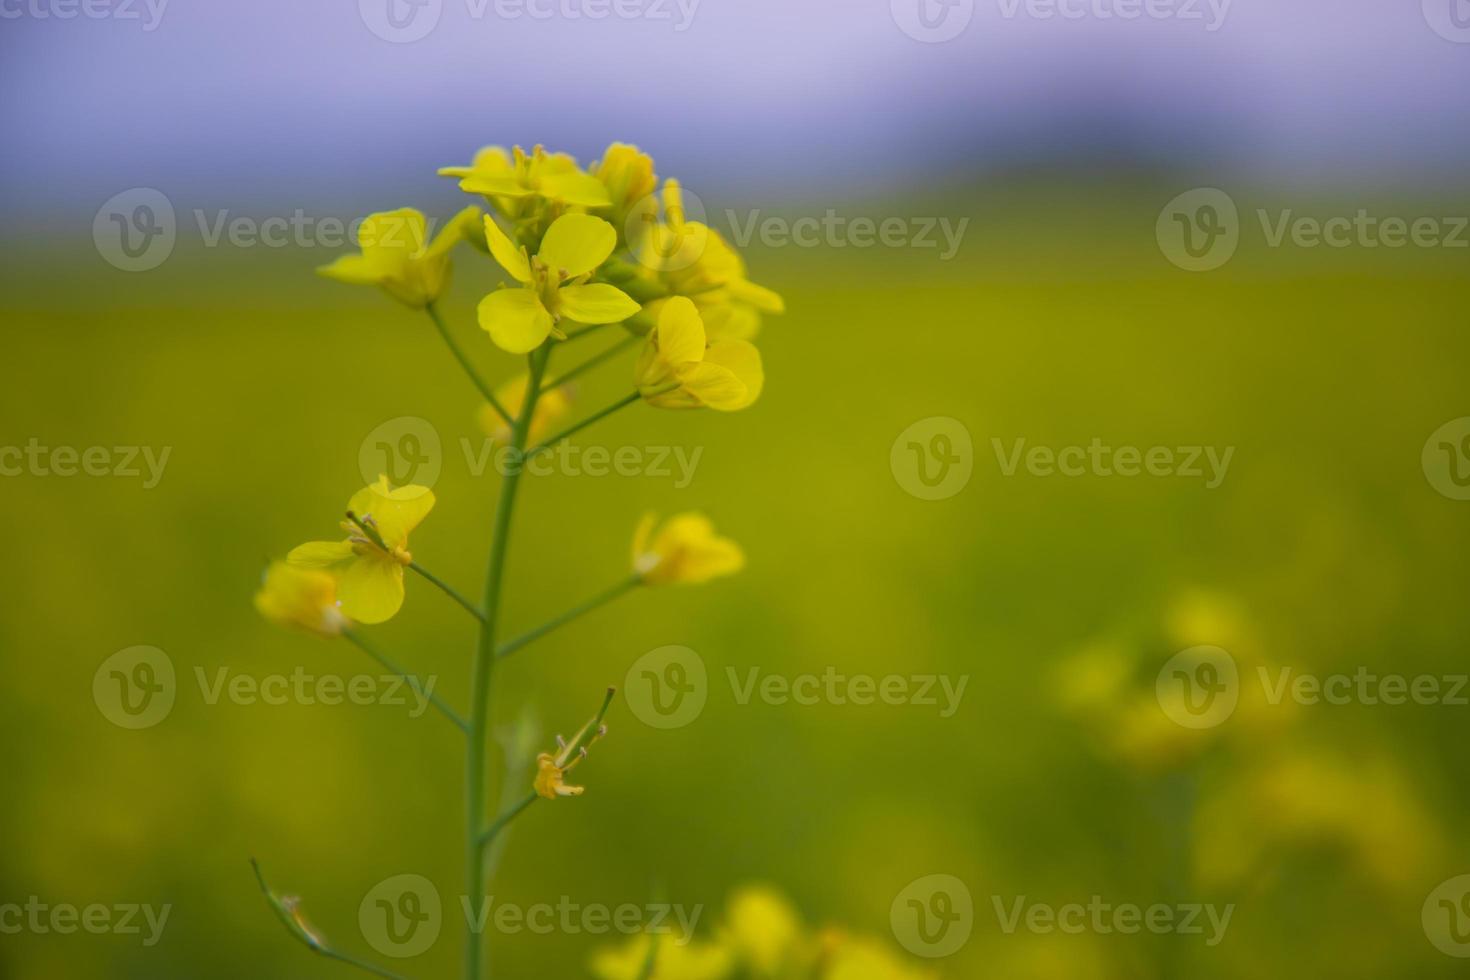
<box><xmin>635</xmin><ymin>297</ymin><xmax>763</xmax><ymax>411</ymax></box>
<box><xmin>478</xmin><ymin>213</ymin><xmax>641</xmax><ymax>353</ymax></box>
<box><xmin>632</xmin><ymin>512</ymin><xmax>745</xmax><ymax>586</ymax></box>
<box><xmin>441</xmin><ymin>144</ymin><xmax>611</xmax><ymax>209</ymax></box>
<box><xmin>818</xmin><ymin>932</ymin><xmax>935</xmax><ymax>980</ymax></box>
<box><xmin>286</xmin><ymin>476</ymin><xmax>434</xmax><ymax>625</ymax></box>
<box><xmin>478</xmin><ymin>374</ymin><xmax>574</xmax><ymax>446</ymax></box>
<box><xmin>317</xmin><ymin>206</ymin><xmax>478</xmax><ymax>308</ymax></box>
<box><xmin>721</xmin><ymin>885</ymin><xmax>805</xmax><ymax>975</ymax></box>
<box><xmin>253</xmin><ymin>562</ymin><xmax>345</xmax><ymax>638</ymax></box>
<box><xmin>589</xmin><ymin>933</ymin><xmax>733</xmax><ymax>980</ymax></box>
<box><xmin>593</xmin><ymin>142</ymin><xmax>658</xmax><ymax>234</ymax></box>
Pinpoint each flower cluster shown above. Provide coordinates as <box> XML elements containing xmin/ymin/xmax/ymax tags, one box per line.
<box><xmin>254</xmin><ymin>142</ymin><xmax>783</xmax><ymax>980</ymax></box>
<box><xmin>320</xmin><ymin>142</ymin><xmax>782</xmax><ymax>412</ymax></box>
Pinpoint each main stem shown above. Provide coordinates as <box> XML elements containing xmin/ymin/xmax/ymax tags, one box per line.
<box><xmin>464</xmin><ymin>344</ymin><xmax>549</xmax><ymax>980</ymax></box>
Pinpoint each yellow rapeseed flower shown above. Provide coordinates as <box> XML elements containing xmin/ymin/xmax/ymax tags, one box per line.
<box><xmin>254</xmin><ymin>562</ymin><xmax>347</xmax><ymax>638</ymax></box>
<box><xmin>317</xmin><ymin>206</ymin><xmax>479</xmax><ymax>308</ymax></box>
<box><xmin>286</xmin><ymin>476</ymin><xmax>435</xmax><ymax>625</ymax></box>
<box><xmin>478</xmin><ymin>213</ymin><xmax>641</xmax><ymax>353</ymax></box>
<box><xmin>440</xmin><ymin>144</ymin><xmax>611</xmax><ymax>210</ymax></box>
<box><xmin>635</xmin><ymin>297</ymin><xmax>762</xmax><ymax>411</ymax></box>
<box><xmin>632</xmin><ymin>511</ymin><xmax>744</xmax><ymax>585</ymax></box>
<box><xmin>628</xmin><ymin>179</ymin><xmax>785</xmax><ymax>341</ymax></box>
<box><xmin>592</xmin><ymin>142</ymin><xmax>657</xmax><ymax>236</ymax></box>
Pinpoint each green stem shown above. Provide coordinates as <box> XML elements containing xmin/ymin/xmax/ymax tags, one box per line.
<box><xmin>478</xmin><ymin>792</ymin><xmax>537</xmax><ymax>849</ymax></box>
<box><xmin>343</xmin><ymin>629</ymin><xmax>468</xmax><ymax>733</ymax></box>
<box><xmin>409</xmin><ymin>561</ymin><xmax>486</xmax><ymax>623</ymax></box>
<box><xmin>426</xmin><ymin>302</ymin><xmax>511</xmax><ymax>424</ymax></box>
<box><xmin>542</xmin><ymin>335</ymin><xmax>639</xmax><ymax>392</ymax></box>
<box><xmin>497</xmin><ymin>575</ymin><xmax>642</xmax><ymax>660</ymax></box>
<box><xmin>251</xmin><ymin>859</ymin><xmax>410</xmax><ymax>980</ymax></box>
<box><xmin>465</xmin><ymin>344</ymin><xmax>550</xmax><ymax>980</ymax></box>
<box><xmin>525</xmin><ymin>391</ymin><xmax>641</xmax><ymax>458</ymax></box>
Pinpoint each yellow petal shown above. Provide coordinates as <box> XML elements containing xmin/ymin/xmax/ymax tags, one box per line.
<box><xmin>478</xmin><ymin>287</ymin><xmax>554</xmax><ymax>354</ymax></box>
<box><xmin>338</xmin><ymin>557</ymin><xmax>405</xmax><ymax>624</ymax></box>
<box><xmin>317</xmin><ymin>254</ymin><xmax>385</xmax><ymax>286</ymax></box>
<box><xmin>287</xmin><ymin>539</ymin><xmax>356</xmax><ymax>567</ymax></box>
<box><xmin>538</xmin><ymin>171</ymin><xmax>613</xmax><ymax>207</ymax></box>
<box><xmin>347</xmin><ymin>481</ymin><xmax>436</xmax><ymax>546</ymax></box>
<box><xmin>700</xmin><ymin>340</ymin><xmax>763</xmax><ymax>411</ymax></box>
<box><xmin>676</xmin><ymin>361</ymin><xmax>748</xmax><ymax>411</ymax></box>
<box><xmin>483</xmin><ymin>216</ymin><xmax>531</xmax><ymax>283</ymax></box>
<box><xmin>556</xmin><ymin>284</ymin><xmax>641</xmax><ymax>325</ymax></box>
<box><xmin>437</xmin><ymin>145</ymin><xmax>512</xmax><ymax>179</ymax></box>
<box><xmin>539</xmin><ymin>213</ymin><xmax>617</xmax><ymax>279</ymax></box>
<box><xmin>426</xmin><ymin>205</ymin><xmax>482</xmax><ymax>259</ymax></box>
<box><xmin>358</xmin><ymin>209</ymin><xmax>428</xmax><ymax>264</ymax></box>
<box><xmin>460</xmin><ymin>175</ymin><xmax>533</xmax><ymax>198</ymax></box>
<box><xmin>654</xmin><ymin>296</ymin><xmax>707</xmax><ymax>365</ymax></box>
<box><xmin>728</xmin><ymin>277</ymin><xmax>785</xmax><ymax>314</ymax></box>
<box><xmin>631</xmin><ymin>511</ymin><xmax>658</xmax><ymax>569</ymax></box>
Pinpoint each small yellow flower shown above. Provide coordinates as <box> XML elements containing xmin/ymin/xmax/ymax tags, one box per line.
<box><xmin>628</xmin><ymin>179</ymin><xmax>784</xmax><ymax>340</ymax></box>
<box><xmin>440</xmin><ymin>144</ymin><xmax>611</xmax><ymax>210</ymax></box>
<box><xmin>591</xmin><ymin>142</ymin><xmax>657</xmax><ymax>234</ymax></box>
<box><xmin>253</xmin><ymin>562</ymin><xmax>346</xmax><ymax>638</ymax></box>
<box><xmin>478</xmin><ymin>213</ymin><xmax>641</xmax><ymax>353</ymax></box>
<box><xmin>721</xmin><ymin>886</ymin><xmax>804</xmax><ymax>976</ymax></box>
<box><xmin>286</xmin><ymin>476</ymin><xmax>435</xmax><ymax>624</ymax></box>
<box><xmin>317</xmin><ymin>206</ymin><xmax>479</xmax><ymax>308</ymax></box>
<box><xmin>533</xmin><ymin>697</ymin><xmax>611</xmax><ymax>799</ymax></box>
<box><xmin>632</xmin><ymin>511</ymin><xmax>744</xmax><ymax>585</ymax></box>
<box><xmin>478</xmin><ymin>374</ymin><xmax>575</xmax><ymax>446</ymax></box>
<box><xmin>635</xmin><ymin>297</ymin><xmax>763</xmax><ymax>411</ymax></box>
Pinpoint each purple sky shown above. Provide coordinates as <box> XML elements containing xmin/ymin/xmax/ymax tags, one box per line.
<box><xmin>2</xmin><ymin>0</ymin><xmax>1468</xmax><ymax>216</ymax></box>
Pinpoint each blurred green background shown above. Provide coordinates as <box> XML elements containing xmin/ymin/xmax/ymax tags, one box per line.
<box><xmin>1</xmin><ymin>181</ymin><xmax>1468</xmax><ymax>979</ymax></box>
